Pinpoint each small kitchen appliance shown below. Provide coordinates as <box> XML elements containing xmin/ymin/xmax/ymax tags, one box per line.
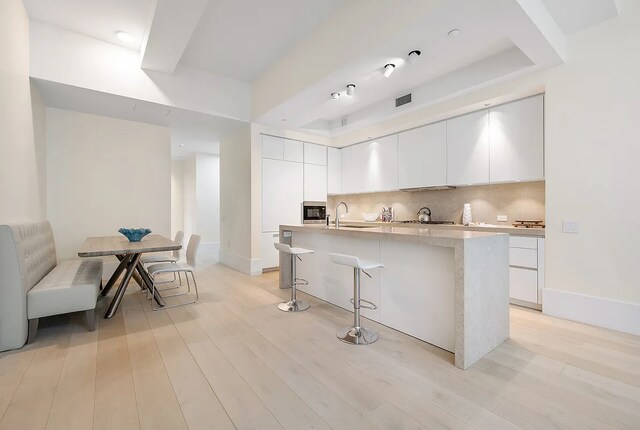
<box><xmin>302</xmin><ymin>201</ymin><xmax>327</xmax><ymax>224</ymax></box>
<box><xmin>417</xmin><ymin>207</ymin><xmax>431</xmax><ymax>223</ymax></box>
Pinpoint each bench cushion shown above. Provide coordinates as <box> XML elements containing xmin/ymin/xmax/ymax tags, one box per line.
<box><xmin>1</xmin><ymin>221</ymin><xmax>57</xmax><ymax>351</ymax></box>
<box><xmin>27</xmin><ymin>259</ymin><xmax>102</xmax><ymax>319</ymax></box>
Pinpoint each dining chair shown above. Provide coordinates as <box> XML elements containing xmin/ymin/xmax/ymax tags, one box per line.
<box><xmin>146</xmin><ymin>234</ymin><xmax>201</xmax><ymax>310</ymax></box>
<box><xmin>141</xmin><ymin>230</ymin><xmax>183</xmax><ymax>286</ymax></box>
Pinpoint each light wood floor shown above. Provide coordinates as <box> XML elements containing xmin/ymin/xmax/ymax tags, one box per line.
<box><xmin>1</xmin><ymin>263</ymin><xmax>640</xmax><ymax>430</ymax></box>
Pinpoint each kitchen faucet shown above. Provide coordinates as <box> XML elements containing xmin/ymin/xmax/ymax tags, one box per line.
<box><xmin>335</xmin><ymin>201</ymin><xmax>349</xmax><ymax>228</ymax></box>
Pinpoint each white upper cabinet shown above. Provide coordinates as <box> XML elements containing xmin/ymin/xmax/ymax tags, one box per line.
<box><xmin>446</xmin><ymin>110</ymin><xmax>490</xmax><ymax>185</ymax></box>
<box><xmin>327</xmin><ymin>147</ymin><xmax>341</xmax><ymax>194</ymax></box>
<box><xmin>489</xmin><ymin>94</ymin><xmax>544</xmax><ymax>182</ymax></box>
<box><xmin>366</xmin><ymin>135</ymin><xmax>398</xmax><ymax>192</ymax></box>
<box><xmin>398</xmin><ymin>122</ymin><xmax>447</xmax><ymax>189</ymax></box>
<box><xmin>340</xmin><ymin>135</ymin><xmax>398</xmax><ymax>193</ymax></box>
<box><xmin>262</xmin><ymin>134</ymin><xmax>284</xmax><ymax>159</ymax></box>
<box><xmin>304</xmin><ymin>163</ymin><xmax>327</xmax><ymax>201</ymax></box>
<box><xmin>304</xmin><ymin>142</ymin><xmax>327</xmax><ymax>165</ymax></box>
<box><xmin>283</xmin><ymin>138</ymin><xmax>303</xmax><ymax>162</ymax></box>
<box><xmin>262</xmin><ymin>158</ymin><xmax>303</xmax><ymax>231</ymax></box>
<box><xmin>340</xmin><ymin>145</ymin><xmax>356</xmax><ymax>194</ymax></box>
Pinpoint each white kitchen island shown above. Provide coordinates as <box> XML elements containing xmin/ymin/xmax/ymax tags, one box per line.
<box><xmin>279</xmin><ymin>224</ymin><xmax>510</xmax><ymax>369</ymax></box>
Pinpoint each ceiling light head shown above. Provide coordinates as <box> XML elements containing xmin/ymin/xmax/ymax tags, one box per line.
<box><xmin>331</xmin><ymin>92</ymin><xmax>341</xmax><ymax>100</ymax></box>
<box><xmin>116</xmin><ymin>31</ymin><xmax>133</xmax><ymax>43</ymax></box>
<box><xmin>407</xmin><ymin>50</ymin><xmax>421</xmax><ymax>64</ymax></box>
<box><xmin>346</xmin><ymin>84</ymin><xmax>356</xmax><ymax>96</ymax></box>
<box><xmin>448</xmin><ymin>29</ymin><xmax>461</xmax><ymax>38</ymax></box>
<box><xmin>383</xmin><ymin>63</ymin><xmax>396</xmax><ymax>78</ymax></box>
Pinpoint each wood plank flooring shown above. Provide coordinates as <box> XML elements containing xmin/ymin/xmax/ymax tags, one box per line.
<box><xmin>1</xmin><ymin>263</ymin><xmax>639</xmax><ymax>430</ymax></box>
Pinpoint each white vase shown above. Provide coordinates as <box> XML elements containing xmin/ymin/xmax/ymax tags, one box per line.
<box><xmin>462</xmin><ymin>203</ymin><xmax>472</xmax><ymax>226</ymax></box>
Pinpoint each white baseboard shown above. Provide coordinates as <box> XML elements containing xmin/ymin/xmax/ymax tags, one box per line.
<box><xmin>543</xmin><ymin>288</ymin><xmax>640</xmax><ymax>336</ymax></box>
<box><xmin>220</xmin><ymin>250</ymin><xmax>262</xmax><ymax>276</ymax></box>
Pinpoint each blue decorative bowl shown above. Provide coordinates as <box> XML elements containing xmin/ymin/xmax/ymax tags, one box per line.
<box><xmin>118</xmin><ymin>228</ymin><xmax>152</xmax><ymax>242</ymax></box>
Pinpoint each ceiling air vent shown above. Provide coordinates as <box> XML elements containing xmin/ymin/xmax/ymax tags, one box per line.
<box><xmin>395</xmin><ymin>93</ymin><xmax>412</xmax><ymax>107</ymax></box>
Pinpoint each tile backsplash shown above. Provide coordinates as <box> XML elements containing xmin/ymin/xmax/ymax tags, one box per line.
<box><xmin>327</xmin><ymin>181</ymin><xmax>545</xmax><ymax>225</ymax></box>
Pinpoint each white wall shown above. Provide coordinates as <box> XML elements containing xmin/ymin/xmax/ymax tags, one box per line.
<box><xmin>220</xmin><ymin>124</ymin><xmax>256</xmax><ymax>274</ymax></box>
<box><xmin>171</xmin><ymin>159</ymin><xmax>184</xmax><ymax>238</ymax></box>
<box><xmin>182</xmin><ymin>155</ymin><xmax>197</xmax><ymax>242</ymax></box>
<box><xmin>0</xmin><ymin>0</ymin><xmax>47</xmax><ymax>222</ymax></box>
<box><xmin>46</xmin><ymin>108</ymin><xmax>171</xmax><ymax>261</ymax></box>
<box><xmin>196</xmin><ymin>153</ymin><xmax>220</xmax><ymax>245</ymax></box>
<box><xmin>543</xmin><ymin>0</ymin><xmax>640</xmax><ymax>309</ymax></box>
<box><xmin>178</xmin><ymin>153</ymin><xmax>220</xmax><ymax>255</ymax></box>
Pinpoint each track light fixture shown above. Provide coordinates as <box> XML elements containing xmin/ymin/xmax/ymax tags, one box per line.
<box><xmin>346</xmin><ymin>84</ymin><xmax>356</xmax><ymax>96</ymax></box>
<box><xmin>331</xmin><ymin>92</ymin><xmax>340</xmax><ymax>100</ymax></box>
<box><xmin>383</xmin><ymin>63</ymin><xmax>396</xmax><ymax>77</ymax></box>
<box><xmin>407</xmin><ymin>50</ymin><xmax>421</xmax><ymax>64</ymax></box>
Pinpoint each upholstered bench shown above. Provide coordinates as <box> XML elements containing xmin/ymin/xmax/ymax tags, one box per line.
<box><xmin>0</xmin><ymin>221</ymin><xmax>103</xmax><ymax>351</ymax></box>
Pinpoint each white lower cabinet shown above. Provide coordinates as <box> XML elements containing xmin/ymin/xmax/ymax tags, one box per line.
<box><xmin>379</xmin><ymin>241</ymin><xmax>455</xmax><ymax>352</ymax></box>
<box><xmin>261</xmin><ymin>232</ymin><xmax>280</xmax><ymax>269</ymax></box>
<box><xmin>509</xmin><ymin>267</ymin><xmax>538</xmax><ymax>303</ymax></box>
<box><xmin>509</xmin><ymin>236</ymin><xmax>544</xmax><ymax>308</ymax></box>
<box><xmin>291</xmin><ymin>231</ymin><xmax>455</xmax><ymax>352</ymax></box>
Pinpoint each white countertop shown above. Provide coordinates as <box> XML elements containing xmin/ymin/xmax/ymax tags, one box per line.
<box><xmin>329</xmin><ymin>220</ymin><xmax>545</xmax><ymax>237</ymax></box>
<box><xmin>281</xmin><ymin>224</ymin><xmax>508</xmax><ymax>248</ymax></box>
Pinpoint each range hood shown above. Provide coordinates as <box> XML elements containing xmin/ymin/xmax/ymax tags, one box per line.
<box><xmin>401</xmin><ymin>185</ymin><xmax>457</xmax><ymax>192</ymax></box>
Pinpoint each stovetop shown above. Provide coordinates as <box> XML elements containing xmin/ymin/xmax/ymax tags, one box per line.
<box><xmin>397</xmin><ymin>220</ymin><xmax>455</xmax><ymax>225</ymax></box>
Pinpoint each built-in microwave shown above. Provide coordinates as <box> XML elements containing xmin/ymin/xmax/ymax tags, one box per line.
<box><xmin>302</xmin><ymin>201</ymin><xmax>326</xmax><ymax>224</ymax></box>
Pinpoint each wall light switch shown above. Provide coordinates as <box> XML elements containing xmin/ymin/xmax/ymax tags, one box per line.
<box><xmin>283</xmin><ymin>231</ymin><xmax>292</xmax><ymax>238</ymax></box>
<box><xmin>497</xmin><ymin>215</ymin><xmax>508</xmax><ymax>222</ymax></box>
<box><xmin>562</xmin><ymin>220</ymin><xmax>579</xmax><ymax>233</ymax></box>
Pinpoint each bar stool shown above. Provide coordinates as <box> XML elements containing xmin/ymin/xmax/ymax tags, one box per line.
<box><xmin>329</xmin><ymin>253</ymin><xmax>384</xmax><ymax>345</ymax></box>
<box><xmin>274</xmin><ymin>243</ymin><xmax>314</xmax><ymax>312</ymax></box>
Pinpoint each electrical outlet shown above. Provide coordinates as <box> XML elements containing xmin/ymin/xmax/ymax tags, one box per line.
<box><xmin>562</xmin><ymin>220</ymin><xmax>579</xmax><ymax>233</ymax></box>
<box><xmin>283</xmin><ymin>231</ymin><xmax>292</xmax><ymax>238</ymax></box>
<box><xmin>497</xmin><ymin>215</ymin><xmax>508</xmax><ymax>222</ymax></box>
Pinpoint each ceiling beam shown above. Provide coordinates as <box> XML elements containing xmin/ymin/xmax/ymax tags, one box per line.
<box><xmin>140</xmin><ymin>0</ymin><xmax>209</xmax><ymax>74</ymax></box>
<box><xmin>511</xmin><ymin>0</ymin><xmax>567</xmax><ymax>65</ymax></box>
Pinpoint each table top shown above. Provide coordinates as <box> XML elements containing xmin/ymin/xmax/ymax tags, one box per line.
<box><xmin>78</xmin><ymin>234</ymin><xmax>181</xmax><ymax>257</ymax></box>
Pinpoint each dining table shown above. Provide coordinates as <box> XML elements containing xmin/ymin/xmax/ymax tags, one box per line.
<box><xmin>78</xmin><ymin>234</ymin><xmax>182</xmax><ymax>319</ymax></box>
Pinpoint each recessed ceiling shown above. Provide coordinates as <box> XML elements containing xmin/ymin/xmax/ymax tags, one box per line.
<box><xmin>23</xmin><ymin>0</ymin><xmax>620</xmax><ymax>141</ymax></box>
<box><xmin>22</xmin><ymin>0</ymin><xmax>154</xmax><ymax>50</ymax></box>
<box><xmin>542</xmin><ymin>0</ymin><xmax>618</xmax><ymax>34</ymax></box>
<box><xmin>33</xmin><ymin>79</ymin><xmax>246</xmax><ymax>158</ymax></box>
<box><xmin>255</xmin><ymin>0</ymin><xmax>618</xmax><ymax>137</ymax></box>
<box><xmin>179</xmin><ymin>0</ymin><xmax>346</xmax><ymax>82</ymax></box>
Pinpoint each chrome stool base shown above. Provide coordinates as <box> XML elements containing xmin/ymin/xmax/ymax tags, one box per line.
<box><xmin>337</xmin><ymin>326</ymin><xmax>379</xmax><ymax>345</ymax></box>
<box><xmin>277</xmin><ymin>299</ymin><xmax>310</xmax><ymax>312</ymax></box>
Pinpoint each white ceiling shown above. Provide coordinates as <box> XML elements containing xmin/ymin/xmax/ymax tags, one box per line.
<box><xmin>22</xmin><ymin>0</ymin><xmax>154</xmax><ymax>51</ymax></box>
<box><xmin>255</xmin><ymin>0</ymin><xmax>619</xmax><ymax>136</ymax></box>
<box><xmin>33</xmin><ymin>79</ymin><xmax>246</xmax><ymax>158</ymax></box>
<box><xmin>24</xmin><ymin>0</ymin><xmax>619</xmax><ymax>140</ymax></box>
<box><xmin>179</xmin><ymin>0</ymin><xmax>346</xmax><ymax>82</ymax></box>
<box><xmin>543</xmin><ymin>0</ymin><xmax>618</xmax><ymax>34</ymax></box>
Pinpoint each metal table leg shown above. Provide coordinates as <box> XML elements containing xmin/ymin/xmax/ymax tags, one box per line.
<box><xmin>104</xmin><ymin>253</ymin><xmax>140</xmax><ymax>319</ymax></box>
<box><xmin>100</xmin><ymin>254</ymin><xmax>129</xmax><ymax>297</ymax></box>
